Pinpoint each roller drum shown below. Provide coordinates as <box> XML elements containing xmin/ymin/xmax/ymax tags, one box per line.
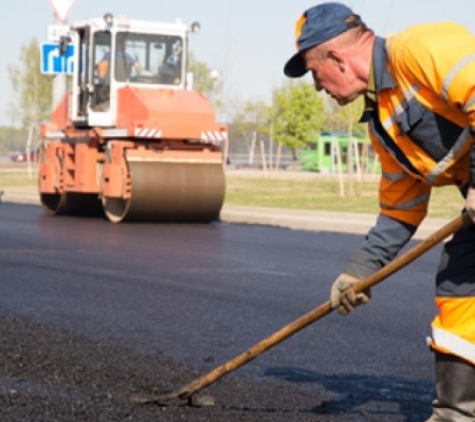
<box><xmin>103</xmin><ymin>160</ymin><xmax>225</xmax><ymax>223</ymax></box>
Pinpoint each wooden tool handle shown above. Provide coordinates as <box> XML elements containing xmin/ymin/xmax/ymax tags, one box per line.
<box><xmin>140</xmin><ymin>212</ymin><xmax>471</xmax><ymax>404</ymax></box>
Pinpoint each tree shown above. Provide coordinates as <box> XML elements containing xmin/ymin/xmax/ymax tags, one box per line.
<box><xmin>7</xmin><ymin>38</ymin><xmax>52</xmax><ymax>128</ymax></box>
<box><xmin>328</xmin><ymin>96</ymin><xmax>366</xmax><ymax>196</ymax></box>
<box><xmin>188</xmin><ymin>51</ymin><xmax>223</xmax><ymax>112</ymax></box>
<box><xmin>229</xmin><ymin>99</ymin><xmax>271</xmax><ymax>164</ymax></box>
<box><xmin>272</xmin><ymin>80</ymin><xmax>327</xmax><ymax>161</ymax></box>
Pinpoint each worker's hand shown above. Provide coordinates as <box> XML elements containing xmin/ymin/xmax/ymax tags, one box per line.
<box><xmin>466</xmin><ymin>187</ymin><xmax>475</xmax><ymax>223</ymax></box>
<box><xmin>330</xmin><ymin>273</ymin><xmax>371</xmax><ymax>316</ymax></box>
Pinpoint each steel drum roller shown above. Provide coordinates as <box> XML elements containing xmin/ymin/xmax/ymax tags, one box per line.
<box><xmin>102</xmin><ymin>159</ymin><xmax>225</xmax><ymax>223</ymax></box>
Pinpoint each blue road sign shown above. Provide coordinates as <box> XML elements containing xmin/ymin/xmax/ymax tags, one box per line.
<box><xmin>41</xmin><ymin>42</ymin><xmax>75</xmax><ymax>75</ymax></box>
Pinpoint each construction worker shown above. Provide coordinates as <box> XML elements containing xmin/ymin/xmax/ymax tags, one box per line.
<box><xmin>284</xmin><ymin>3</ymin><xmax>475</xmax><ymax>421</ymax></box>
<box><xmin>95</xmin><ymin>40</ymin><xmax>141</xmax><ymax>110</ymax></box>
<box><xmin>97</xmin><ymin>40</ymin><xmax>140</xmax><ymax>83</ymax></box>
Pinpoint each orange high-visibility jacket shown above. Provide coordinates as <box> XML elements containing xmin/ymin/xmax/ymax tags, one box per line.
<box><xmin>360</xmin><ymin>23</ymin><xmax>475</xmax><ymax>365</ymax></box>
<box><xmin>98</xmin><ymin>60</ymin><xmax>110</xmax><ymax>80</ymax></box>
<box><xmin>367</xmin><ymin>23</ymin><xmax>475</xmax><ymax>227</ymax></box>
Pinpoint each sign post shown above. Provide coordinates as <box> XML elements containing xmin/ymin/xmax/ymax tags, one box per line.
<box><xmin>47</xmin><ymin>0</ymin><xmax>78</xmax><ymax>115</ymax></box>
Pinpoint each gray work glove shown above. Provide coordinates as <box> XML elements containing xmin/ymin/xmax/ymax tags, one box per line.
<box><xmin>466</xmin><ymin>187</ymin><xmax>475</xmax><ymax>223</ymax></box>
<box><xmin>330</xmin><ymin>273</ymin><xmax>371</xmax><ymax>316</ymax></box>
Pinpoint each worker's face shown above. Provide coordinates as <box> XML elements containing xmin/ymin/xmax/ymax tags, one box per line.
<box><xmin>303</xmin><ymin>47</ymin><xmax>361</xmax><ymax>106</ymax></box>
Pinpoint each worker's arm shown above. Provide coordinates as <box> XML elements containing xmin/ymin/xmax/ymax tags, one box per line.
<box><xmin>344</xmin><ymin>138</ymin><xmax>430</xmax><ymax>278</ymax></box>
<box><xmin>132</xmin><ymin>58</ymin><xmax>141</xmax><ymax>74</ymax></box>
<box><xmin>330</xmin><ymin>146</ymin><xmax>426</xmax><ymax>314</ymax></box>
<box><xmin>344</xmin><ymin>214</ymin><xmax>417</xmax><ymax>277</ymax></box>
<box><xmin>330</xmin><ymin>214</ymin><xmax>417</xmax><ymax>315</ymax></box>
<box><xmin>330</xmin><ymin>213</ymin><xmax>417</xmax><ymax>315</ymax></box>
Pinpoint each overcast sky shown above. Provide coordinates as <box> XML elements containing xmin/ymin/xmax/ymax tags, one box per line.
<box><xmin>1</xmin><ymin>0</ymin><xmax>474</xmax><ymax>126</ymax></box>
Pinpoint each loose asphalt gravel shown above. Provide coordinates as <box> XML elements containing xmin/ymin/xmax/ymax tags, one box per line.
<box><xmin>0</xmin><ymin>311</ymin><xmax>414</xmax><ymax>422</ymax></box>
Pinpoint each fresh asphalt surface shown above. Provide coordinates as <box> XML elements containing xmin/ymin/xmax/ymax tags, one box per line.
<box><xmin>0</xmin><ymin>201</ymin><xmax>443</xmax><ymax>420</ymax></box>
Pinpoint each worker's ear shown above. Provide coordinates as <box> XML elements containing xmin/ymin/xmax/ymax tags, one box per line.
<box><xmin>328</xmin><ymin>50</ymin><xmax>346</xmax><ymax>72</ymax></box>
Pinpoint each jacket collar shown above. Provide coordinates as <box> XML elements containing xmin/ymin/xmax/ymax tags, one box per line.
<box><xmin>360</xmin><ymin>36</ymin><xmax>396</xmax><ymax>122</ymax></box>
<box><xmin>373</xmin><ymin>36</ymin><xmax>396</xmax><ymax>91</ymax></box>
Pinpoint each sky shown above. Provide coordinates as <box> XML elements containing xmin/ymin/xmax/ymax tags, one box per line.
<box><xmin>1</xmin><ymin>0</ymin><xmax>475</xmax><ymax>126</ymax></box>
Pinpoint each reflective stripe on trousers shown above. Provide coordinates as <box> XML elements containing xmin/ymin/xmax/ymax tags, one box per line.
<box><xmin>431</xmin><ymin>219</ymin><xmax>475</xmax><ymax>365</ymax></box>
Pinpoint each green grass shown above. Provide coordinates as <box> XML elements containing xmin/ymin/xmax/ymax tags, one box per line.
<box><xmin>225</xmin><ymin>173</ymin><xmax>465</xmax><ymax>220</ymax></box>
<box><xmin>0</xmin><ymin>167</ymin><xmax>465</xmax><ymax>219</ymax></box>
<box><xmin>226</xmin><ymin>176</ymin><xmax>379</xmax><ymax>212</ymax></box>
<box><xmin>0</xmin><ymin>169</ymin><xmax>38</xmax><ymax>188</ymax></box>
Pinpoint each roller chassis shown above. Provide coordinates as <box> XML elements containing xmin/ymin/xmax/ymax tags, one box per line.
<box><xmin>39</xmin><ymin>133</ymin><xmax>225</xmax><ymax>223</ymax></box>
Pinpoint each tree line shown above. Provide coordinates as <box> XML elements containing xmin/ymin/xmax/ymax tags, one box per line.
<box><xmin>1</xmin><ymin>37</ymin><xmax>367</xmax><ymax>163</ymax></box>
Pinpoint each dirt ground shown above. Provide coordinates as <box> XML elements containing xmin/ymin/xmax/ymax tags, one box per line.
<box><xmin>0</xmin><ymin>312</ymin><xmax>430</xmax><ymax>422</ymax></box>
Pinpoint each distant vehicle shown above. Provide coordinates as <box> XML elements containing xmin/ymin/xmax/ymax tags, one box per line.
<box><xmin>300</xmin><ymin>132</ymin><xmax>381</xmax><ymax>174</ymax></box>
<box><xmin>39</xmin><ymin>13</ymin><xmax>227</xmax><ymax>223</ymax></box>
<box><xmin>10</xmin><ymin>149</ymin><xmax>40</xmax><ymax>163</ymax></box>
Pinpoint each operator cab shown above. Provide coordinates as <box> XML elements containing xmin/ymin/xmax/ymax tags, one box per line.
<box><xmin>69</xmin><ymin>14</ymin><xmax>192</xmax><ymax>128</ymax></box>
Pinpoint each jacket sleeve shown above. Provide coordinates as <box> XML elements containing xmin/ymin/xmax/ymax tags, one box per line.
<box><xmin>344</xmin><ymin>132</ymin><xmax>426</xmax><ymax>278</ymax></box>
<box><xmin>344</xmin><ymin>214</ymin><xmax>417</xmax><ymax>278</ymax></box>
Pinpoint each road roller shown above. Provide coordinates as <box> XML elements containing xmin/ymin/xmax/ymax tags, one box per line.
<box><xmin>39</xmin><ymin>14</ymin><xmax>227</xmax><ymax>223</ymax></box>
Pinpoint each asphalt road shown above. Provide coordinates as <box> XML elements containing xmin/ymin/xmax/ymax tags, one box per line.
<box><xmin>0</xmin><ymin>203</ymin><xmax>443</xmax><ymax>421</ymax></box>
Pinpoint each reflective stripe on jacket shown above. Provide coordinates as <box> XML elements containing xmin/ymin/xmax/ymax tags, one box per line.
<box><xmin>367</xmin><ymin>23</ymin><xmax>475</xmax><ymax>226</ymax></box>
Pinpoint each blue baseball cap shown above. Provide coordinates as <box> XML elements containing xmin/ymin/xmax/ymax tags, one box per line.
<box><xmin>284</xmin><ymin>2</ymin><xmax>361</xmax><ymax>78</ymax></box>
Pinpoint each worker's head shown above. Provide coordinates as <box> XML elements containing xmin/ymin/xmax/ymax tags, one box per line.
<box><xmin>284</xmin><ymin>2</ymin><xmax>373</xmax><ymax>106</ymax></box>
